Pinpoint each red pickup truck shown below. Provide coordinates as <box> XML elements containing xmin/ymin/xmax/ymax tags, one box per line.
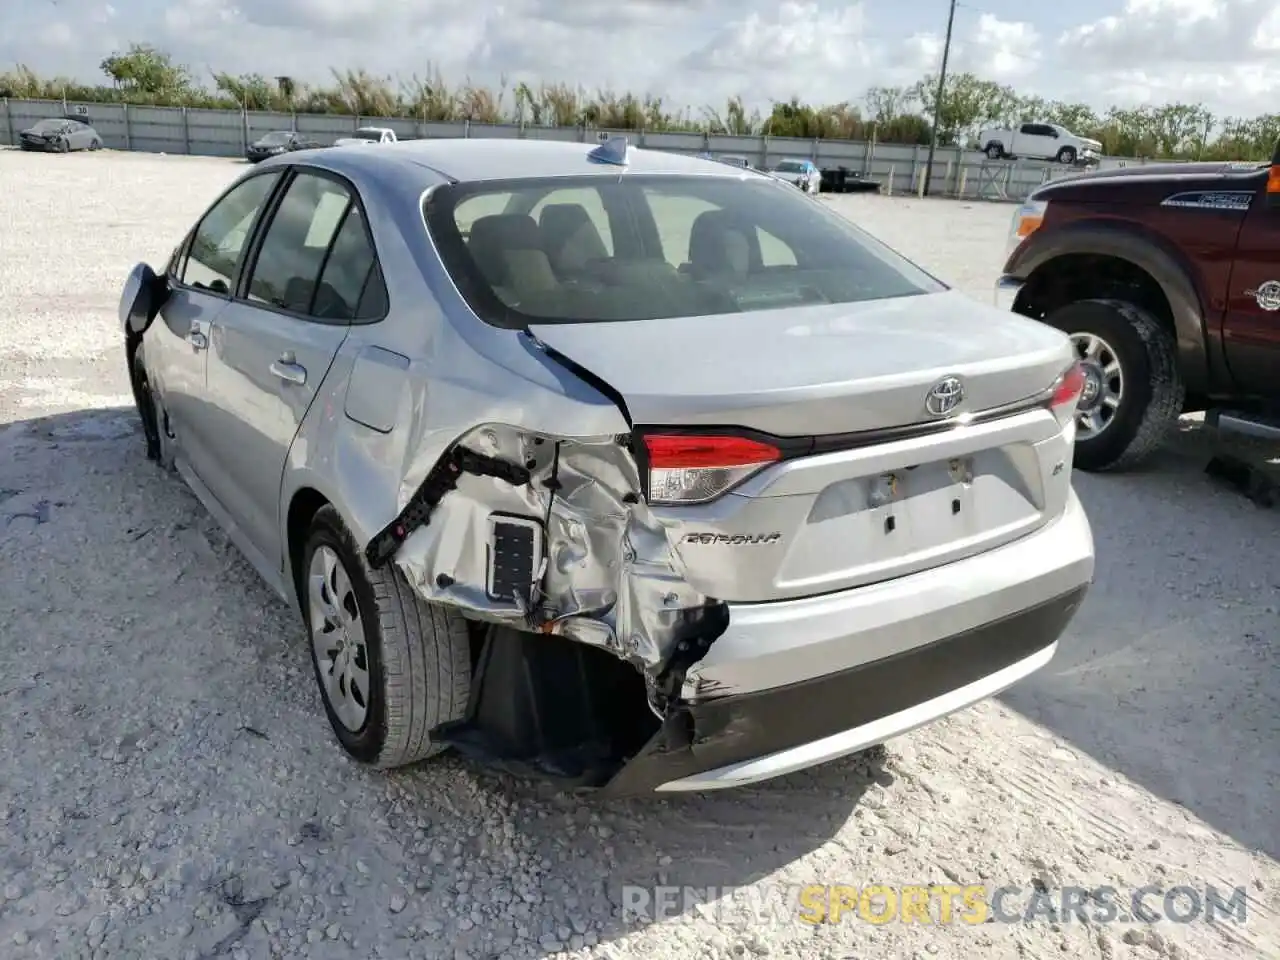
<box><xmin>996</xmin><ymin>146</ymin><xmax>1280</xmax><ymax>471</ymax></box>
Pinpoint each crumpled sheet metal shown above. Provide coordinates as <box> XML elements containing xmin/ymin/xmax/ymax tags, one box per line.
<box><xmin>392</xmin><ymin>423</ymin><xmax>711</xmax><ymax>684</ymax></box>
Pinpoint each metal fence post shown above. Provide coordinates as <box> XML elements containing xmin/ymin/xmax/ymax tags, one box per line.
<box><xmin>2</xmin><ymin>98</ymin><xmax>11</xmax><ymax>146</ymax></box>
<box><xmin>122</xmin><ymin>103</ymin><xmax>131</xmax><ymax>150</ymax></box>
<box><xmin>181</xmin><ymin>106</ymin><xmax>190</xmax><ymax>154</ymax></box>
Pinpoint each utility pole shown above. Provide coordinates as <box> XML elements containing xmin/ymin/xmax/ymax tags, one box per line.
<box><xmin>923</xmin><ymin>0</ymin><xmax>958</xmax><ymax>197</ymax></box>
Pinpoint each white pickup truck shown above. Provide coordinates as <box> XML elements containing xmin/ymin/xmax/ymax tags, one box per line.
<box><xmin>333</xmin><ymin>126</ymin><xmax>398</xmax><ymax>147</ymax></box>
<box><xmin>978</xmin><ymin>122</ymin><xmax>1101</xmax><ymax>166</ymax></box>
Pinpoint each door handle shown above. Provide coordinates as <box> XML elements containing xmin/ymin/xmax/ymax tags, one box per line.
<box><xmin>187</xmin><ymin>330</ymin><xmax>208</xmax><ymax>350</ymax></box>
<box><xmin>270</xmin><ymin>359</ymin><xmax>307</xmax><ymax>385</ymax></box>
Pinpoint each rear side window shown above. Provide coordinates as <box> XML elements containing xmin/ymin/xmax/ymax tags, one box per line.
<box><xmin>423</xmin><ymin>174</ymin><xmax>944</xmax><ymax>328</ymax></box>
<box><xmin>313</xmin><ymin>205</ymin><xmax>383</xmax><ymax>321</ymax></box>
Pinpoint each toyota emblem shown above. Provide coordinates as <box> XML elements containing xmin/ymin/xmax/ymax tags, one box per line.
<box><xmin>924</xmin><ymin>377</ymin><xmax>964</xmax><ymax>417</ymax></box>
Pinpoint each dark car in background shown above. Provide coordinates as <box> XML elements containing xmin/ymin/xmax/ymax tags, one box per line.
<box><xmin>19</xmin><ymin>117</ymin><xmax>103</xmax><ymax>153</ymax></box>
<box><xmin>246</xmin><ymin>131</ymin><xmax>321</xmax><ymax>163</ymax></box>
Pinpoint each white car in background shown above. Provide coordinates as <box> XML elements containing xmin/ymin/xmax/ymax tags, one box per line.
<box><xmin>333</xmin><ymin>127</ymin><xmax>398</xmax><ymax>147</ymax></box>
<box><xmin>769</xmin><ymin>158</ymin><xmax>820</xmax><ymax>194</ymax></box>
<box><xmin>979</xmin><ymin>122</ymin><xmax>1102</xmax><ymax>166</ymax></box>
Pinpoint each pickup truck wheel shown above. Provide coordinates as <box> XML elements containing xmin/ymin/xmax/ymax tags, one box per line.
<box><xmin>302</xmin><ymin>505</ymin><xmax>471</xmax><ymax>769</ymax></box>
<box><xmin>985</xmin><ymin>143</ymin><xmax>1003</xmax><ymax>160</ymax></box>
<box><xmin>1056</xmin><ymin>146</ymin><xmax>1078</xmax><ymax>165</ymax></box>
<box><xmin>1044</xmin><ymin>299</ymin><xmax>1185</xmax><ymax>472</ymax></box>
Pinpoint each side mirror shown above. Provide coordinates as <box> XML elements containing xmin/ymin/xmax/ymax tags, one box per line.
<box><xmin>119</xmin><ymin>262</ymin><xmax>169</xmax><ymax>336</ymax></box>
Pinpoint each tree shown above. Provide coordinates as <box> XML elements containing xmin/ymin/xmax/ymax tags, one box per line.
<box><xmin>3</xmin><ymin>43</ymin><xmax>1278</xmax><ymax>160</ymax></box>
<box><xmin>99</xmin><ymin>43</ymin><xmax>191</xmax><ymax>99</ymax></box>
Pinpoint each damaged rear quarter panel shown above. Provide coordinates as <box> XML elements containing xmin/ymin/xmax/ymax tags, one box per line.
<box><xmin>279</xmin><ymin>182</ymin><xmax>720</xmax><ymax>686</ymax></box>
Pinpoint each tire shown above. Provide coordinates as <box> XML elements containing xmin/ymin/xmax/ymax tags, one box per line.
<box><xmin>1041</xmin><ymin>299</ymin><xmax>1185</xmax><ymax>472</ymax></box>
<box><xmin>1056</xmin><ymin>146</ymin><xmax>1077</xmax><ymax>165</ymax></box>
<box><xmin>985</xmin><ymin>143</ymin><xmax>1003</xmax><ymax>160</ymax></box>
<box><xmin>301</xmin><ymin>505</ymin><xmax>472</xmax><ymax>769</ymax></box>
<box><xmin>57</xmin><ymin>139</ymin><xmax>69</xmax><ymax>153</ymax></box>
<box><xmin>90</xmin><ymin>139</ymin><xmax>102</xmax><ymax>151</ymax></box>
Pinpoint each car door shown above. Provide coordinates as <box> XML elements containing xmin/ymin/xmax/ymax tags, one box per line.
<box><xmin>199</xmin><ymin>167</ymin><xmax>383</xmax><ymax>573</ymax></box>
<box><xmin>150</xmin><ymin>170</ymin><xmax>285</xmax><ymax>490</ymax></box>
<box><xmin>1222</xmin><ymin>186</ymin><xmax>1280</xmax><ymax>396</ymax></box>
<box><xmin>1014</xmin><ymin>123</ymin><xmax>1052</xmax><ymax>159</ymax></box>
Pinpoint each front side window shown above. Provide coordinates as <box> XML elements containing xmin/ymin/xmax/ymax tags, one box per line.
<box><xmin>245</xmin><ymin>172</ymin><xmax>353</xmax><ymax>314</ymax></box>
<box><xmin>423</xmin><ymin>174</ymin><xmax>945</xmax><ymax>328</ymax></box>
<box><xmin>182</xmin><ymin>172</ymin><xmax>281</xmax><ymax>293</ymax></box>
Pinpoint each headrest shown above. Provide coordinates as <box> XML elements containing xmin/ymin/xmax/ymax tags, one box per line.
<box><xmin>688</xmin><ymin>209</ymin><xmax>751</xmax><ymax>276</ymax></box>
<box><xmin>539</xmin><ymin>204</ymin><xmax>608</xmax><ymax>272</ymax></box>
<box><xmin>467</xmin><ymin>214</ymin><xmax>543</xmax><ymax>286</ymax></box>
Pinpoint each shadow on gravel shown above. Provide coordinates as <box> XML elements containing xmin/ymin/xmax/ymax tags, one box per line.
<box><xmin>1001</xmin><ymin>422</ymin><xmax>1280</xmax><ymax>861</ymax></box>
<box><xmin>1</xmin><ymin>406</ymin><xmax>882</xmax><ymax>957</ymax></box>
<box><xmin>448</xmin><ymin>753</ymin><xmax>887</xmax><ymax>952</ymax></box>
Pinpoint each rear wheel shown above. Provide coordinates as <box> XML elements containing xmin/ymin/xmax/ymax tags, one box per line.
<box><xmin>1056</xmin><ymin>146</ymin><xmax>1077</xmax><ymax>165</ymax></box>
<box><xmin>301</xmin><ymin>506</ymin><xmax>472</xmax><ymax>768</ymax></box>
<box><xmin>985</xmin><ymin>143</ymin><xmax>1003</xmax><ymax>160</ymax></box>
<box><xmin>1041</xmin><ymin>299</ymin><xmax>1184</xmax><ymax>472</ymax></box>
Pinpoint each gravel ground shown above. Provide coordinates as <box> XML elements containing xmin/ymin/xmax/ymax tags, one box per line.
<box><xmin>0</xmin><ymin>148</ymin><xmax>1276</xmax><ymax>960</ymax></box>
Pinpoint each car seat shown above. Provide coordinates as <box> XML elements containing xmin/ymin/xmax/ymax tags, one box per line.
<box><xmin>538</xmin><ymin>204</ymin><xmax>609</xmax><ymax>277</ymax></box>
<box><xmin>467</xmin><ymin>214</ymin><xmax>558</xmax><ymax>300</ymax></box>
<box><xmin>687</xmin><ymin>210</ymin><xmax>759</xmax><ymax>279</ymax></box>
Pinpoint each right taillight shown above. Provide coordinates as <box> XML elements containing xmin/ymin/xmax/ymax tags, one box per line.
<box><xmin>643</xmin><ymin>433</ymin><xmax>781</xmax><ymax>505</ymax></box>
<box><xmin>1047</xmin><ymin>361</ymin><xmax>1087</xmax><ymax>431</ymax></box>
<box><xmin>1050</xmin><ymin>362</ymin><xmax>1086</xmax><ymax>409</ymax></box>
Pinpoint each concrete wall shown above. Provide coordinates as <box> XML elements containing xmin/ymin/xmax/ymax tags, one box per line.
<box><xmin>1</xmin><ymin>97</ymin><xmax>1158</xmax><ymax>202</ymax></box>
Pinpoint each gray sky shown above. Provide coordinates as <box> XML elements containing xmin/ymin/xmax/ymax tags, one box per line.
<box><xmin>5</xmin><ymin>0</ymin><xmax>1280</xmax><ymax>119</ymax></box>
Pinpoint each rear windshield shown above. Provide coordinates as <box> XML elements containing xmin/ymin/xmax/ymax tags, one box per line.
<box><xmin>353</xmin><ymin>130</ymin><xmax>384</xmax><ymax>141</ymax></box>
<box><xmin>774</xmin><ymin>161</ymin><xmax>805</xmax><ymax>172</ymax></box>
<box><xmin>422</xmin><ymin>174</ymin><xmax>945</xmax><ymax>327</ymax></box>
<box><xmin>259</xmin><ymin>131</ymin><xmax>291</xmax><ymax>145</ymax></box>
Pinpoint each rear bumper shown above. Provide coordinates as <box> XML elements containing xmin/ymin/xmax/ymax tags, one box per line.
<box><xmin>600</xmin><ymin>491</ymin><xmax>1093</xmax><ymax>795</ymax></box>
<box><xmin>681</xmin><ymin>489</ymin><xmax>1092</xmax><ymax>699</ymax></box>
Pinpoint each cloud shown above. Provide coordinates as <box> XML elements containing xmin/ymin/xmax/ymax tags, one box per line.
<box><xmin>4</xmin><ymin>0</ymin><xmax>1280</xmax><ymax>120</ymax></box>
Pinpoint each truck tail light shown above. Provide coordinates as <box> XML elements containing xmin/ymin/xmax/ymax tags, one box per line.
<box><xmin>643</xmin><ymin>434</ymin><xmax>781</xmax><ymax>505</ymax></box>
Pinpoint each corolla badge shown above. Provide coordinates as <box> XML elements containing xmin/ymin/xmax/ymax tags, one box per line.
<box><xmin>924</xmin><ymin>376</ymin><xmax>964</xmax><ymax>416</ymax></box>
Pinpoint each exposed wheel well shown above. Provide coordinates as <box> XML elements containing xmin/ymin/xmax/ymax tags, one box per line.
<box><xmin>285</xmin><ymin>488</ymin><xmax>490</xmax><ymax>663</ymax></box>
<box><xmin>1015</xmin><ymin>253</ymin><xmax>1176</xmax><ymax>339</ymax></box>
<box><xmin>286</xmin><ymin>487</ymin><xmax>331</xmax><ymax>603</ymax></box>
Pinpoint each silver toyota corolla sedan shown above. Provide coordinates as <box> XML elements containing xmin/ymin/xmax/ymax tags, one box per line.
<box><xmin>119</xmin><ymin>137</ymin><xmax>1095</xmax><ymax>795</ymax></box>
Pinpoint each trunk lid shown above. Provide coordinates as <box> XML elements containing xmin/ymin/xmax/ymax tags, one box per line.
<box><xmin>528</xmin><ymin>290</ymin><xmax>1073</xmax><ymax>436</ymax></box>
<box><xmin>531</xmin><ymin>291</ymin><xmax>1078</xmax><ymax>602</ymax></box>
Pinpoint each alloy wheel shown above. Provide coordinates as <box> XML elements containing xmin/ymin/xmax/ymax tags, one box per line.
<box><xmin>1069</xmin><ymin>331</ymin><xmax>1124</xmax><ymax>439</ymax></box>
